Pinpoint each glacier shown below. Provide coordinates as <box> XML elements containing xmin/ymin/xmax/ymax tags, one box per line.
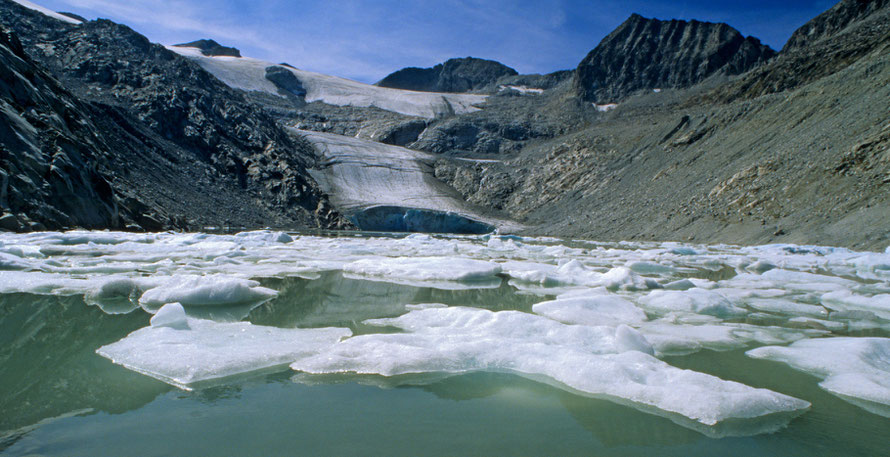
<box><xmin>168</xmin><ymin>46</ymin><xmax>486</xmax><ymax>119</ymax></box>
<box><xmin>299</xmin><ymin>129</ymin><xmax>515</xmax><ymax>233</ymax></box>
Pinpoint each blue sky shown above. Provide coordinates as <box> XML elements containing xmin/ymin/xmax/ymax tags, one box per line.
<box><xmin>34</xmin><ymin>0</ymin><xmax>837</xmax><ymax>83</ymax></box>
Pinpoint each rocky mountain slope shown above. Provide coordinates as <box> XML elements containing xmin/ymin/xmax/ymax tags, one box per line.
<box><xmin>0</xmin><ymin>0</ymin><xmax>887</xmax><ymax>249</ymax></box>
<box><xmin>434</xmin><ymin>0</ymin><xmax>889</xmax><ymax>249</ymax></box>
<box><xmin>0</xmin><ymin>0</ymin><xmax>347</xmax><ymax>231</ymax></box>
<box><xmin>573</xmin><ymin>14</ymin><xmax>776</xmax><ymax>103</ymax></box>
<box><xmin>376</xmin><ymin>57</ymin><xmax>518</xmax><ymax>93</ymax></box>
<box><xmin>0</xmin><ymin>25</ymin><xmax>117</xmax><ymax>231</ymax></box>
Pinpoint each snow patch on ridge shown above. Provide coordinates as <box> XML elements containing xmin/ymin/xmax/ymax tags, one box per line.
<box><xmin>11</xmin><ymin>0</ymin><xmax>82</xmax><ymax>24</ymax></box>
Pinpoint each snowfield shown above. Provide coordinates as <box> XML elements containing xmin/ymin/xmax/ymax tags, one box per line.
<box><xmin>168</xmin><ymin>46</ymin><xmax>487</xmax><ymax>118</ymax></box>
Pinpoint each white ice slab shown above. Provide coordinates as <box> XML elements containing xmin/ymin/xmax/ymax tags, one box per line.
<box><xmin>291</xmin><ymin>307</ymin><xmax>808</xmax><ymax>433</ymax></box>
<box><xmin>137</xmin><ymin>274</ymin><xmax>277</xmax><ymax>309</ymax></box>
<box><xmin>748</xmin><ymin>337</ymin><xmax>890</xmax><ymax>417</ymax></box>
<box><xmin>638</xmin><ymin>288</ymin><xmax>746</xmax><ymax>317</ymax></box>
<box><xmin>532</xmin><ymin>293</ymin><xmax>648</xmax><ymax>326</ymax></box>
<box><xmin>342</xmin><ymin>256</ymin><xmax>502</xmax><ymax>285</ymax></box>
<box><xmin>98</xmin><ymin>306</ymin><xmax>352</xmax><ymax>390</ymax></box>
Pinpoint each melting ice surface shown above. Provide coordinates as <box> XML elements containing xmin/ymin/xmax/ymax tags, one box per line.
<box><xmin>1</xmin><ymin>230</ymin><xmax>889</xmax><ymax>442</ymax></box>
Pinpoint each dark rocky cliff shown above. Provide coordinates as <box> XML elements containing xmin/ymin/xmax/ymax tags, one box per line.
<box><xmin>573</xmin><ymin>14</ymin><xmax>775</xmax><ymax>103</ymax></box>
<box><xmin>0</xmin><ymin>0</ymin><xmax>348</xmax><ymax>231</ymax></box>
<box><xmin>0</xmin><ymin>26</ymin><xmax>118</xmax><ymax>231</ymax></box>
<box><xmin>376</xmin><ymin>57</ymin><xmax>518</xmax><ymax>93</ymax></box>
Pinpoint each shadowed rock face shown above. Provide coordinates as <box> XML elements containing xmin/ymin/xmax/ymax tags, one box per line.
<box><xmin>0</xmin><ymin>1</ymin><xmax>348</xmax><ymax>231</ymax></box>
<box><xmin>573</xmin><ymin>14</ymin><xmax>776</xmax><ymax>102</ymax></box>
<box><xmin>783</xmin><ymin>0</ymin><xmax>889</xmax><ymax>51</ymax></box>
<box><xmin>377</xmin><ymin>57</ymin><xmax>518</xmax><ymax>93</ymax></box>
<box><xmin>265</xmin><ymin>65</ymin><xmax>306</xmax><ymax>97</ymax></box>
<box><xmin>0</xmin><ymin>26</ymin><xmax>118</xmax><ymax>231</ymax></box>
<box><xmin>173</xmin><ymin>39</ymin><xmax>241</xmax><ymax>57</ymax></box>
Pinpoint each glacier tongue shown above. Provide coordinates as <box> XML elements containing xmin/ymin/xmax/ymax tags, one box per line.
<box><xmin>297</xmin><ymin>129</ymin><xmax>517</xmax><ymax>234</ymax></box>
<box><xmin>291</xmin><ymin>307</ymin><xmax>810</xmax><ymax>434</ymax></box>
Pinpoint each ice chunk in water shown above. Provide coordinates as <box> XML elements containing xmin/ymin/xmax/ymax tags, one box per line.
<box><xmin>638</xmin><ymin>288</ymin><xmax>746</xmax><ymax>317</ymax></box>
<box><xmin>748</xmin><ymin>337</ymin><xmax>890</xmax><ymax>417</ymax></box>
<box><xmin>614</xmin><ymin>324</ymin><xmax>655</xmax><ymax>355</ymax></box>
<box><xmin>150</xmin><ymin>303</ymin><xmax>189</xmax><ymax>329</ymax></box>
<box><xmin>291</xmin><ymin>307</ymin><xmax>808</xmax><ymax>434</ymax></box>
<box><xmin>821</xmin><ymin>291</ymin><xmax>890</xmax><ymax>320</ymax></box>
<box><xmin>532</xmin><ymin>293</ymin><xmax>647</xmax><ymax>326</ymax></box>
<box><xmin>138</xmin><ymin>274</ymin><xmax>277</xmax><ymax>309</ymax></box>
<box><xmin>342</xmin><ymin>256</ymin><xmax>502</xmax><ymax>287</ymax></box>
<box><xmin>97</xmin><ymin>318</ymin><xmax>351</xmax><ymax>390</ymax></box>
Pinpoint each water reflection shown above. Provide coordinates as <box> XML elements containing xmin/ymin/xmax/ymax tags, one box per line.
<box><xmin>0</xmin><ymin>294</ymin><xmax>170</xmax><ymax>441</ymax></box>
<box><xmin>251</xmin><ymin>272</ymin><xmax>547</xmax><ymax>330</ymax></box>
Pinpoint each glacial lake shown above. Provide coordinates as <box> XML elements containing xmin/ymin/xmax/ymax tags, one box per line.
<box><xmin>1</xmin><ymin>230</ymin><xmax>888</xmax><ymax>456</ymax></box>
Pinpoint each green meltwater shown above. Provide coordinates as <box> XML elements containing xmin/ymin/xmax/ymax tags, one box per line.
<box><xmin>1</xmin><ymin>230</ymin><xmax>888</xmax><ymax>456</ymax></box>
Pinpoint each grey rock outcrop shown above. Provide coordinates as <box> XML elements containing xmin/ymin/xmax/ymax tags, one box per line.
<box><xmin>573</xmin><ymin>14</ymin><xmax>775</xmax><ymax>102</ymax></box>
<box><xmin>715</xmin><ymin>0</ymin><xmax>890</xmax><ymax>100</ymax></box>
<box><xmin>265</xmin><ymin>65</ymin><xmax>306</xmax><ymax>97</ymax></box>
<box><xmin>0</xmin><ymin>25</ymin><xmax>119</xmax><ymax>231</ymax></box>
<box><xmin>376</xmin><ymin>57</ymin><xmax>518</xmax><ymax>93</ymax></box>
<box><xmin>0</xmin><ymin>0</ymin><xmax>348</xmax><ymax>231</ymax></box>
<box><xmin>173</xmin><ymin>39</ymin><xmax>241</xmax><ymax>57</ymax></box>
<box><xmin>783</xmin><ymin>0</ymin><xmax>889</xmax><ymax>51</ymax></box>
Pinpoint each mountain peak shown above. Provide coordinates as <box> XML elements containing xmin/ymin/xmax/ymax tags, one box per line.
<box><xmin>173</xmin><ymin>39</ymin><xmax>240</xmax><ymax>57</ymax></box>
<box><xmin>376</xmin><ymin>56</ymin><xmax>517</xmax><ymax>93</ymax></box>
<box><xmin>574</xmin><ymin>15</ymin><xmax>775</xmax><ymax>102</ymax></box>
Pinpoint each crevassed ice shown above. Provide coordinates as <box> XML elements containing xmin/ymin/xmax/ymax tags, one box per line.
<box><xmin>291</xmin><ymin>307</ymin><xmax>809</xmax><ymax>433</ymax></box>
<box><xmin>747</xmin><ymin>337</ymin><xmax>890</xmax><ymax>417</ymax></box>
<box><xmin>97</xmin><ymin>303</ymin><xmax>352</xmax><ymax>390</ymax></box>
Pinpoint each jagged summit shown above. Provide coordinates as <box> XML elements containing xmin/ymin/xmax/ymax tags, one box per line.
<box><xmin>573</xmin><ymin>14</ymin><xmax>775</xmax><ymax>102</ymax></box>
<box><xmin>174</xmin><ymin>38</ymin><xmax>241</xmax><ymax>57</ymax></box>
<box><xmin>376</xmin><ymin>57</ymin><xmax>517</xmax><ymax>93</ymax></box>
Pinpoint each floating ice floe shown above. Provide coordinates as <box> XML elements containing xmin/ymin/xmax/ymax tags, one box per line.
<box><xmin>638</xmin><ymin>288</ymin><xmax>747</xmax><ymax>318</ymax></box>
<box><xmin>342</xmin><ymin>256</ymin><xmax>502</xmax><ymax>289</ymax></box>
<box><xmin>97</xmin><ymin>303</ymin><xmax>352</xmax><ymax>390</ymax></box>
<box><xmin>291</xmin><ymin>307</ymin><xmax>809</xmax><ymax>435</ymax></box>
<box><xmin>748</xmin><ymin>337</ymin><xmax>890</xmax><ymax>417</ymax></box>
<box><xmin>137</xmin><ymin>274</ymin><xmax>277</xmax><ymax>310</ymax></box>
<box><xmin>532</xmin><ymin>290</ymin><xmax>648</xmax><ymax>326</ymax></box>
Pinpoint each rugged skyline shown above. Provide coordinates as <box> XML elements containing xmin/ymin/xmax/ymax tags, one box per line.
<box><xmin>32</xmin><ymin>0</ymin><xmax>835</xmax><ymax>83</ymax></box>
